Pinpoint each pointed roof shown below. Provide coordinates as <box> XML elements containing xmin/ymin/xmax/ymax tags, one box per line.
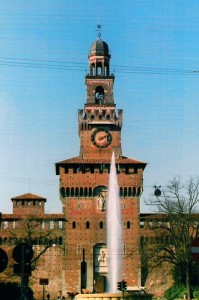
<box><xmin>11</xmin><ymin>193</ymin><xmax>46</xmax><ymax>202</ymax></box>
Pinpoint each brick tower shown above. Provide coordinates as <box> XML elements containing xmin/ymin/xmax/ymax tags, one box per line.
<box><xmin>56</xmin><ymin>31</ymin><xmax>146</xmax><ymax>293</ymax></box>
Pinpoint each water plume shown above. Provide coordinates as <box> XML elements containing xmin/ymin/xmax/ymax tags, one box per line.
<box><xmin>107</xmin><ymin>152</ymin><xmax>123</xmax><ymax>293</ymax></box>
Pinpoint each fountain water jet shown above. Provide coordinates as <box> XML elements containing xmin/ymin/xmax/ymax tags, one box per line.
<box><xmin>107</xmin><ymin>152</ymin><xmax>123</xmax><ymax>293</ymax></box>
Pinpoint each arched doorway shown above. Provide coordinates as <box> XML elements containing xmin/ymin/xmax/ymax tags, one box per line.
<box><xmin>93</xmin><ymin>244</ymin><xmax>108</xmax><ymax>292</ymax></box>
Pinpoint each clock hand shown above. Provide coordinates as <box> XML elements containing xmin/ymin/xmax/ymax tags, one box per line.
<box><xmin>98</xmin><ymin>135</ymin><xmax>107</xmax><ymax>141</ymax></box>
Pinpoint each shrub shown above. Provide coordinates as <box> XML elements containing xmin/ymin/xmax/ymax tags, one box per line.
<box><xmin>164</xmin><ymin>285</ymin><xmax>187</xmax><ymax>300</ymax></box>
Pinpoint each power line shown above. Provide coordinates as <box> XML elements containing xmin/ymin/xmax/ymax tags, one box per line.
<box><xmin>0</xmin><ymin>56</ymin><xmax>198</xmax><ymax>76</ymax></box>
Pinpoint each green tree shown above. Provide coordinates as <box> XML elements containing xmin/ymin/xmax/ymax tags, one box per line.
<box><xmin>146</xmin><ymin>177</ymin><xmax>199</xmax><ymax>300</ymax></box>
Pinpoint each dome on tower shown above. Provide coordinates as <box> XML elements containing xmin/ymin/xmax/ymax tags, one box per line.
<box><xmin>90</xmin><ymin>38</ymin><xmax>110</xmax><ymax>56</ymax></box>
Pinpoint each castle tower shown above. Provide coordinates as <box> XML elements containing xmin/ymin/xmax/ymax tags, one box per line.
<box><xmin>56</xmin><ymin>30</ymin><xmax>146</xmax><ymax>293</ymax></box>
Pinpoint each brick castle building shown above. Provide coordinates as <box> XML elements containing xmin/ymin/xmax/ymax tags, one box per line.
<box><xmin>0</xmin><ymin>34</ymin><xmax>172</xmax><ymax>299</ymax></box>
<box><xmin>55</xmin><ymin>34</ymin><xmax>146</xmax><ymax>293</ymax></box>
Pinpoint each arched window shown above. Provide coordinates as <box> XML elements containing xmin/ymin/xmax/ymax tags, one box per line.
<box><xmin>97</xmin><ymin>62</ymin><xmax>102</xmax><ymax>75</ymax></box>
<box><xmin>91</xmin><ymin>63</ymin><xmax>95</xmax><ymax>76</ymax></box>
<box><xmin>127</xmin><ymin>221</ymin><xmax>131</xmax><ymax>229</ymax></box>
<box><xmin>100</xmin><ymin>221</ymin><xmax>103</xmax><ymax>229</ymax></box>
<box><xmin>89</xmin><ymin>187</ymin><xmax>92</xmax><ymax>196</ymax></box>
<box><xmin>71</xmin><ymin>187</ymin><xmax>74</xmax><ymax>197</ymax></box>
<box><xmin>137</xmin><ymin>187</ymin><xmax>141</xmax><ymax>196</ymax></box>
<box><xmin>72</xmin><ymin>221</ymin><xmax>76</xmax><ymax>229</ymax></box>
<box><xmin>128</xmin><ymin>187</ymin><xmax>131</xmax><ymax>197</ymax></box>
<box><xmin>120</xmin><ymin>187</ymin><xmax>123</xmax><ymax>197</ymax></box>
<box><xmin>95</xmin><ymin>86</ymin><xmax>104</xmax><ymax>104</ymax></box>
<box><xmin>60</xmin><ymin>187</ymin><xmax>65</xmax><ymax>198</ymax></box>
<box><xmin>86</xmin><ymin>221</ymin><xmax>90</xmax><ymax>229</ymax></box>
<box><xmin>124</xmin><ymin>187</ymin><xmax>127</xmax><ymax>197</ymax></box>
<box><xmin>133</xmin><ymin>187</ymin><xmax>136</xmax><ymax>197</ymax></box>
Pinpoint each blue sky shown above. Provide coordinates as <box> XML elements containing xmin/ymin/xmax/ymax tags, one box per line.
<box><xmin>0</xmin><ymin>1</ymin><xmax>199</xmax><ymax>213</ymax></box>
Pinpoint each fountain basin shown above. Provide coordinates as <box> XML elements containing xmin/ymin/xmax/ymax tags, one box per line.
<box><xmin>76</xmin><ymin>294</ymin><xmax>122</xmax><ymax>300</ymax></box>
<box><xmin>75</xmin><ymin>293</ymin><xmax>152</xmax><ymax>300</ymax></box>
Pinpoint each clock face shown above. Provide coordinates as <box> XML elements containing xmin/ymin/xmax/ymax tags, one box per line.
<box><xmin>91</xmin><ymin>129</ymin><xmax>112</xmax><ymax>148</ymax></box>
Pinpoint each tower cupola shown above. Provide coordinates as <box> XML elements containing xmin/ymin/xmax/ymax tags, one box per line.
<box><xmin>90</xmin><ymin>39</ymin><xmax>110</xmax><ymax>57</ymax></box>
<box><xmin>88</xmin><ymin>25</ymin><xmax>111</xmax><ymax>77</ymax></box>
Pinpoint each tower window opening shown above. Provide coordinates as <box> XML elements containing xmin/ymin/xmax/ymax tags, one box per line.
<box><xmin>89</xmin><ymin>187</ymin><xmax>92</xmax><ymax>196</ymax></box>
<box><xmin>72</xmin><ymin>221</ymin><xmax>76</xmax><ymax>229</ymax></box>
<box><xmin>99</xmin><ymin>165</ymin><xmax>103</xmax><ymax>174</ymax></box>
<box><xmin>100</xmin><ymin>221</ymin><xmax>103</xmax><ymax>229</ymax></box>
<box><xmin>120</xmin><ymin>187</ymin><xmax>123</xmax><ymax>197</ymax></box>
<box><xmin>95</xmin><ymin>86</ymin><xmax>104</xmax><ymax>104</ymax></box>
<box><xmin>127</xmin><ymin>221</ymin><xmax>131</xmax><ymax>229</ymax></box>
<box><xmin>97</xmin><ymin>62</ymin><xmax>102</xmax><ymax>75</ymax></box>
<box><xmin>91</xmin><ymin>63</ymin><xmax>95</xmax><ymax>76</ymax></box>
<box><xmin>104</xmin><ymin>65</ymin><xmax>107</xmax><ymax>76</ymax></box>
<box><xmin>86</xmin><ymin>221</ymin><xmax>90</xmax><ymax>229</ymax></box>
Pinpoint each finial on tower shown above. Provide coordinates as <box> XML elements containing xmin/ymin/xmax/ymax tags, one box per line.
<box><xmin>96</xmin><ymin>24</ymin><xmax>101</xmax><ymax>39</ymax></box>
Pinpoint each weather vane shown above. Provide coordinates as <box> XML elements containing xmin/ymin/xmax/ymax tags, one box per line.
<box><xmin>96</xmin><ymin>24</ymin><xmax>101</xmax><ymax>39</ymax></box>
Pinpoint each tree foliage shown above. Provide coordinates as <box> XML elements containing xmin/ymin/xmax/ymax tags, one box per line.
<box><xmin>146</xmin><ymin>177</ymin><xmax>199</xmax><ymax>299</ymax></box>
